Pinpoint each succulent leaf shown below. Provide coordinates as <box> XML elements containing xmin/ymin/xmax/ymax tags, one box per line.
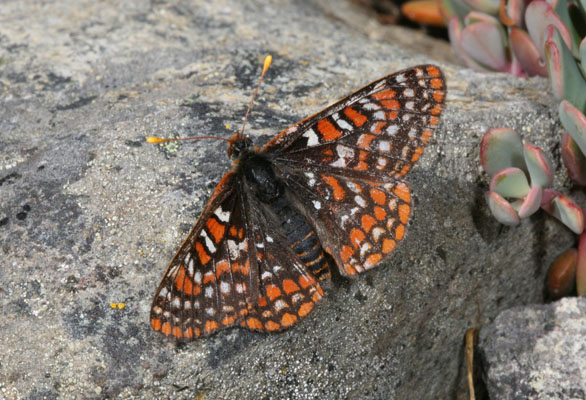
<box><xmin>559</xmin><ymin>100</ymin><xmax>586</xmax><ymax>156</ymax></box>
<box><xmin>518</xmin><ymin>185</ymin><xmax>543</xmax><ymax>218</ymax></box>
<box><xmin>561</xmin><ymin>132</ymin><xmax>586</xmax><ymax>186</ymax></box>
<box><xmin>490</xmin><ymin>167</ymin><xmax>531</xmax><ymax>198</ymax></box>
<box><xmin>461</xmin><ymin>20</ymin><xmax>509</xmax><ymax>71</ymax></box>
<box><xmin>545</xmin><ymin>26</ymin><xmax>586</xmax><ymax>111</ymax></box>
<box><xmin>547</xmin><ymin>248</ymin><xmax>577</xmax><ymax>299</ymax></box>
<box><xmin>402</xmin><ymin>0</ymin><xmax>445</xmax><ymax>26</ymax></box>
<box><xmin>480</xmin><ymin>128</ymin><xmax>526</xmax><ymax>176</ymax></box>
<box><xmin>499</xmin><ymin>0</ymin><xmax>526</xmax><ymax>27</ymax></box>
<box><xmin>523</xmin><ymin>142</ymin><xmax>553</xmax><ymax>187</ymax></box>
<box><xmin>526</xmin><ymin>1</ymin><xmax>573</xmax><ymax>60</ymax></box>
<box><xmin>509</xmin><ymin>28</ymin><xmax>548</xmax><ymax>76</ymax></box>
<box><xmin>448</xmin><ymin>17</ymin><xmax>492</xmax><ymax>70</ymax></box>
<box><xmin>545</xmin><ymin>195</ymin><xmax>585</xmax><ymax>234</ymax></box>
<box><xmin>554</xmin><ymin>0</ymin><xmax>586</xmax><ymax>54</ymax></box>
<box><xmin>486</xmin><ymin>191</ymin><xmax>521</xmax><ymax>225</ymax></box>
<box><xmin>577</xmin><ymin>232</ymin><xmax>586</xmax><ymax>295</ymax></box>
<box><xmin>463</xmin><ymin>0</ymin><xmax>500</xmax><ymax>15</ymax></box>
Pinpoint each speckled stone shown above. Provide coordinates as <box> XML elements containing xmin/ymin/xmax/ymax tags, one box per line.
<box><xmin>0</xmin><ymin>0</ymin><xmax>580</xmax><ymax>399</ymax></box>
<box><xmin>480</xmin><ymin>297</ymin><xmax>586</xmax><ymax>400</ymax></box>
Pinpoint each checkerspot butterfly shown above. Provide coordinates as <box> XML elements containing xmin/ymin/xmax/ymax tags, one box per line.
<box><xmin>149</xmin><ymin>57</ymin><xmax>446</xmax><ymax>340</ymax></box>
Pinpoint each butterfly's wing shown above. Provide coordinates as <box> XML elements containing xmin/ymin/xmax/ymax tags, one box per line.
<box><xmin>265</xmin><ymin>65</ymin><xmax>446</xmax><ymax>276</ymax></box>
<box><xmin>150</xmin><ymin>171</ymin><xmax>323</xmax><ymax>340</ymax></box>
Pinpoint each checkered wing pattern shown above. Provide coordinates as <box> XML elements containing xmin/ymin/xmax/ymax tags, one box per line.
<box><xmin>239</xmin><ymin>201</ymin><xmax>324</xmax><ymax>332</ymax></box>
<box><xmin>150</xmin><ymin>172</ymin><xmax>324</xmax><ymax>339</ymax></box>
<box><xmin>267</xmin><ymin>65</ymin><xmax>446</xmax><ymax>276</ymax></box>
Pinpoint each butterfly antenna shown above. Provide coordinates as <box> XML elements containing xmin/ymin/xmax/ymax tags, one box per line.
<box><xmin>239</xmin><ymin>55</ymin><xmax>272</xmax><ymax>138</ymax></box>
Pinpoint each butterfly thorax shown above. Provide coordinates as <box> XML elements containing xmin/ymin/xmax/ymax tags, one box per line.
<box><xmin>239</xmin><ymin>149</ymin><xmax>283</xmax><ymax>204</ymax></box>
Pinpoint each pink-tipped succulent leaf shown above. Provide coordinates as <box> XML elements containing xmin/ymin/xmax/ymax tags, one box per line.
<box><xmin>490</xmin><ymin>167</ymin><xmax>531</xmax><ymax>198</ymax></box>
<box><xmin>461</xmin><ymin>16</ymin><xmax>510</xmax><ymax>71</ymax></box>
<box><xmin>480</xmin><ymin>128</ymin><xmax>526</xmax><ymax>176</ymax></box>
<box><xmin>486</xmin><ymin>191</ymin><xmax>521</xmax><ymax>225</ymax></box>
<box><xmin>523</xmin><ymin>142</ymin><xmax>553</xmax><ymax>187</ymax></box>
<box><xmin>517</xmin><ymin>185</ymin><xmax>543</xmax><ymax>218</ymax></box>
<box><xmin>561</xmin><ymin>132</ymin><xmax>586</xmax><ymax>186</ymax></box>
<box><xmin>559</xmin><ymin>100</ymin><xmax>586</xmax><ymax>156</ymax></box>
<box><xmin>542</xmin><ymin>191</ymin><xmax>585</xmax><ymax>234</ymax></box>
<box><xmin>509</xmin><ymin>27</ymin><xmax>548</xmax><ymax>76</ymax></box>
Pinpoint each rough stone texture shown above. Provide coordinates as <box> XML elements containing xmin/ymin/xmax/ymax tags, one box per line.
<box><xmin>480</xmin><ymin>297</ymin><xmax>586</xmax><ymax>400</ymax></box>
<box><xmin>0</xmin><ymin>0</ymin><xmax>581</xmax><ymax>399</ymax></box>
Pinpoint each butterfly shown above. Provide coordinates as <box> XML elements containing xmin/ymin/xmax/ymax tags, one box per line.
<box><xmin>149</xmin><ymin>59</ymin><xmax>446</xmax><ymax>340</ymax></box>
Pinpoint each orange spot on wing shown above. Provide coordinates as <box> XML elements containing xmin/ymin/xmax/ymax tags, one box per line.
<box><xmin>298</xmin><ymin>302</ymin><xmax>314</xmax><ymax>317</ymax></box>
<box><xmin>430</xmin><ymin>78</ymin><xmax>443</xmax><ymax>89</ymax></box>
<box><xmin>427</xmin><ymin>65</ymin><xmax>441</xmax><ymax>77</ymax></box>
<box><xmin>205</xmin><ymin>320</ymin><xmax>220</xmax><ymax>333</ymax></box>
<box><xmin>399</xmin><ymin>165</ymin><xmax>411</xmax><ymax>176</ymax></box>
<box><xmin>381</xmin><ymin>99</ymin><xmax>400</xmax><ymax>110</ymax></box>
<box><xmin>345</xmin><ymin>264</ymin><xmax>357</xmax><ymax>275</ymax></box>
<box><xmin>222</xmin><ymin>315</ymin><xmax>236</xmax><ymax>326</ymax></box>
<box><xmin>266</xmin><ymin>284</ymin><xmax>282</xmax><ymax>301</ymax></box>
<box><xmin>355</xmin><ymin>161</ymin><xmax>368</xmax><ymax>171</ymax></box>
<box><xmin>372</xmin><ymin>89</ymin><xmax>396</xmax><ymax>100</ymax></box>
<box><xmin>282</xmin><ymin>279</ymin><xmax>300</xmax><ymax>294</ymax></box>
<box><xmin>265</xmin><ymin>320</ymin><xmax>281</xmax><ymax>331</ymax></box>
<box><xmin>370</xmin><ymin>188</ymin><xmax>386</xmax><ymax>205</ymax></box>
<box><xmin>281</xmin><ymin>313</ymin><xmax>298</xmax><ymax>327</ymax></box>
<box><xmin>372</xmin><ymin>122</ymin><xmax>386</xmax><ymax>135</ymax></box>
<box><xmin>421</xmin><ymin>129</ymin><xmax>433</xmax><ymax>143</ymax></box>
<box><xmin>361</xmin><ymin>214</ymin><xmax>376</xmax><ymax>233</ymax></box>
<box><xmin>364</xmin><ymin>253</ymin><xmax>382</xmax><ymax>268</ymax></box>
<box><xmin>394</xmin><ymin>183</ymin><xmax>411</xmax><ymax>203</ymax></box>
<box><xmin>215</xmin><ymin>260</ymin><xmax>230</xmax><ymax>278</ymax></box>
<box><xmin>174</xmin><ymin>266</ymin><xmax>194</xmax><ymax>294</ymax></box>
<box><xmin>161</xmin><ymin>322</ymin><xmax>171</xmax><ymax>335</ymax></box>
<box><xmin>322</xmin><ymin>175</ymin><xmax>345</xmax><ymax>201</ymax></box>
<box><xmin>238</xmin><ymin>228</ymin><xmax>244</xmax><ymax>239</ymax></box>
<box><xmin>350</xmin><ymin>228</ymin><xmax>366</xmax><ymax>248</ymax></box>
<box><xmin>382</xmin><ymin>238</ymin><xmax>396</xmax><ymax>254</ymax></box>
<box><xmin>203</xmin><ymin>272</ymin><xmax>215</xmax><ymax>284</ymax></box>
<box><xmin>172</xmin><ymin>326</ymin><xmax>182</xmax><ymax>338</ymax></box>
<box><xmin>431</xmin><ymin>104</ymin><xmax>443</xmax><ymax>115</ymax></box>
<box><xmin>206</xmin><ymin>217</ymin><xmax>226</xmax><ymax>243</ymax></box>
<box><xmin>246</xmin><ymin>317</ymin><xmax>263</xmax><ymax>330</ymax></box>
<box><xmin>344</xmin><ymin>107</ymin><xmax>367</xmax><ymax>127</ymax></box>
<box><xmin>151</xmin><ymin>318</ymin><xmax>162</xmax><ymax>331</ymax></box>
<box><xmin>411</xmin><ymin>146</ymin><xmax>423</xmax><ymax>162</ymax></box>
<box><xmin>229</xmin><ymin>225</ymin><xmax>238</xmax><ymax>237</ymax></box>
<box><xmin>317</xmin><ymin>119</ymin><xmax>342</xmax><ymax>141</ymax></box>
<box><xmin>184</xmin><ymin>327</ymin><xmax>194</xmax><ymax>338</ymax></box>
<box><xmin>395</xmin><ymin>224</ymin><xmax>405</xmax><ymax>240</ymax></box>
<box><xmin>430</xmin><ymin>116</ymin><xmax>439</xmax><ymax>126</ymax></box>
<box><xmin>322</xmin><ymin>148</ymin><xmax>334</xmax><ymax>156</ymax></box>
<box><xmin>399</xmin><ymin>204</ymin><xmax>410</xmax><ymax>224</ymax></box>
<box><xmin>433</xmin><ymin>90</ymin><xmax>445</xmax><ymax>102</ymax></box>
<box><xmin>341</xmin><ymin>245</ymin><xmax>354</xmax><ymax>262</ymax></box>
<box><xmin>195</xmin><ymin>242</ymin><xmax>211</xmax><ymax>264</ymax></box>
<box><xmin>357</xmin><ymin>134</ymin><xmax>376</xmax><ymax>149</ymax></box>
<box><xmin>257</xmin><ymin>295</ymin><xmax>268</xmax><ymax>307</ymax></box>
<box><xmin>299</xmin><ymin>275</ymin><xmax>315</xmax><ymax>289</ymax></box>
<box><xmin>374</xmin><ymin>206</ymin><xmax>387</xmax><ymax>221</ymax></box>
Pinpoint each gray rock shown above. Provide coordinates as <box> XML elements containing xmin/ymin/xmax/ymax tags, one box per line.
<box><xmin>0</xmin><ymin>0</ymin><xmax>579</xmax><ymax>399</ymax></box>
<box><xmin>480</xmin><ymin>297</ymin><xmax>586</xmax><ymax>400</ymax></box>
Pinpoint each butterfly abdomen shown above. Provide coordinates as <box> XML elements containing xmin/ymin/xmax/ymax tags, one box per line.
<box><xmin>271</xmin><ymin>197</ymin><xmax>331</xmax><ymax>280</ymax></box>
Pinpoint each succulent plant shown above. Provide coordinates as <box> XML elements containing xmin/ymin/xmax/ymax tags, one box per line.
<box><xmin>547</xmin><ymin>230</ymin><xmax>586</xmax><ymax>299</ymax></box>
<box><xmin>481</xmin><ymin>128</ymin><xmax>584</xmax><ymax>233</ymax></box>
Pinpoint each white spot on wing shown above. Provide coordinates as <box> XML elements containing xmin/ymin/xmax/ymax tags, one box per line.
<box><xmin>214</xmin><ymin>206</ymin><xmax>230</xmax><ymax>223</ymax></box>
<box><xmin>274</xmin><ymin>299</ymin><xmax>288</xmax><ymax>312</ymax></box>
<box><xmin>374</xmin><ymin>111</ymin><xmax>385</xmax><ymax>120</ymax></box>
<box><xmin>194</xmin><ymin>271</ymin><xmax>202</xmax><ymax>284</ymax></box>
<box><xmin>336</xmin><ymin>118</ymin><xmax>353</xmax><ymax>131</ymax></box>
<box><xmin>403</xmin><ymin>88</ymin><xmax>414</xmax><ymax>97</ymax></box>
<box><xmin>200</xmin><ymin>229</ymin><xmax>217</xmax><ymax>253</ymax></box>
<box><xmin>303</xmin><ymin>128</ymin><xmax>320</xmax><ymax>146</ymax></box>
<box><xmin>261</xmin><ymin>271</ymin><xmax>272</xmax><ymax>281</ymax></box>
<box><xmin>396</xmin><ymin>74</ymin><xmax>406</xmax><ymax>83</ymax></box>
<box><xmin>206</xmin><ymin>307</ymin><xmax>215</xmax><ymax>316</ymax></box>
<box><xmin>362</xmin><ymin>102</ymin><xmax>380</xmax><ymax>111</ymax></box>
<box><xmin>355</xmin><ymin>196</ymin><xmax>366</xmax><ymax>207</ymax></box>
<box><xmin>220</xmin><ymin>281</ymin><xmax>230</xmax><ymax>294</ymax></box>
<box><xmin>158</xmin><ymin>287</ymin><xmax>168</xmax><ymax>298</ymax></box>
<box><xmin>313</xmin><ymin>200</ymin><xmax>321</xmax><ymax>210</ymax></box>
<box><xmin>379</xmin><ymin>141</ymin><xmax>390</xmax><ymax>152</ymax></box>
<box><xmin>205</xmin><ymin>286</ymin><xmax>214</xmax><ymax>298</ymax></box>
<box><xmin>386</xmin><ymin>124</ymin><xmax>398</xmax><ymax>135</ymax></box>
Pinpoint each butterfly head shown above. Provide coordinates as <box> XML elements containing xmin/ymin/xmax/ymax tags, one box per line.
<box><xmin>227</xmin><ymin>132</ymin><xmax>253</xmax><ymax>159</ymax></box>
